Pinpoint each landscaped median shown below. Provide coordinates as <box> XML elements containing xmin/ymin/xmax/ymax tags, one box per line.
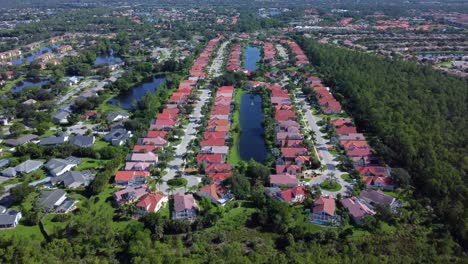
<box><xmin>227</xmin><ymin>88</ymin><xmax>245</xmax><ymax>165</ymax></box>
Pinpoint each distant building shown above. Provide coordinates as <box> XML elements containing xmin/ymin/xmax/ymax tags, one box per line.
<box><xmin>52</xmin><ymin>110</ymin><xmax>71</xmax><ymax>124</ymax></box>
<box><xmin>104</xmin><ymin>128</ymin><xmax>132</xmax><ymax>146</ymax></box>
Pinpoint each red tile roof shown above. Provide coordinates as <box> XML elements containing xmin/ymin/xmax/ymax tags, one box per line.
<box><xmin>137</xmin><ymin>193</ymin><xmax>167</xmax><ymax>213</ymax></box>
<box><xmin>313</xmin><ymin>196</ymin><xmax>336</xmax><ymax>216</ymax></box>
<box><xmin>115</xmin><ymin>171</ymin><xmax>150</xmax><ymax>182</ymax></box>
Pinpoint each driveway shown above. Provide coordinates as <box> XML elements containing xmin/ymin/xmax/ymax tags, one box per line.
<box><xmin>159</xmin><ymin>89</ymin><xmax>210</xmax><ymax>194</ymax></box>
<box><xmin>296</xmin><ymin>89</ymin><xmax>352</xmax><ymax>196</ymax></box>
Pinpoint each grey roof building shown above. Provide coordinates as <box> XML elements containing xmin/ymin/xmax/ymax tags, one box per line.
<box><xmin>0</xmin><ymin>159</ymin><xmax>10</xmax><ymax>168</ymax></box>
<box><xmin>38</xmin><ymin>189</ymin><xmax>67</xmax><ymax>212</ymax></box>
<box><xmin>1</xmin><ymin>167</ymin><xmax>17</xmax><ymax>177</ymax></box>
<box><xmin>0</xmin><ymin>209</ymin><xmax>22</xmax><ymax>229</ymax></box>
<box><xmin>45</xmin><ymin>158</ymin><xmax>77</xmax><ymax>177</ymax></box>
<box><xmin>51</xmin><ymin>170</ymin><xmax>94</xmax><ymax>188</ymax></box>
<box><xmin>104</xmin><ymin>128</ymin><xmax>131</xmax><ymax>146</ymax></box>
<box><xmin>52</xmin><ymin>110</ymin><xmax>70</xmax><ymax>124</ymax></box>
<box><xmin>14</xmin><ymin>160</ymin><xmax>43</xmax><ymax>174</ymax></box>
<box><xmin>4</xmin><ymin>134</ymin><xmax>38</xmax><ymax>147</ymax></box>
<box><xmin>69</xmin><ymin>135</ymin><xmax>95</xmax><ymax>148</ymax></box>
<box><xmin>39</xmin><ymin>135</ymin><xmax>68</xmax><ymax>146</ymax></box>
<box><xmin>106</xmin><ymin>111</ymin><xmax>129</xmax><ymax>123</ymax></box>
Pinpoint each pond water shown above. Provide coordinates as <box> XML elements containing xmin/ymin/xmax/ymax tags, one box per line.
<box><xmin>11</xmin><ymin>79</ymin><xmax>50</xmax><ymax>93</ymax></box>
<box><xmin>109</xmin><ymin>76</ymin><xmax>166</xmax><ymax>110</ymax></box>
<box><xmin>10</xmin><ymin>45</ymin><xmax>60</xmax><ymax>65</ymax></box>
<box><xmin>244</xmin><ymin>45</ymin><xmax>261</xmax><ymax>71</ymax></box>
<box><xmin>238</xmin><ymin>93</ymin><xmax>268</xmax><ymax>162</ymax></box>
<box><xmin>94</xmin><ymin>50</ymin><xmax>123</xmax><ymax>65</ymax></box>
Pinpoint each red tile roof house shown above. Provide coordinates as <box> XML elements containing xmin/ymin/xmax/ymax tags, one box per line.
<box><xmin>172</xmin><ymin>193</ymin><xmax>198</xmax><ymax>221</ymax></box>
<box><xmin>208</xmin><ymin>120</ymin><xmax>229</xmax><ymax>127</ymax></box>
<box><xmin>276</xmin><ymin>164</ymin><xmax>302</xmax><ymax>175</ymax></box>
<box><xmin>140</xmin><ymin>137</ymin><xmax>167</xmax><ymax>147</ymax></box>
<box><xmin>201</xmin><ymin>138</ymin><xmax>226</xmax><ymax>147</ymax></box>
<box><xmin>145</xmin><ymin>130</ymin><xmax>168</xmax><ymax>138</ymax></box>
<box><xmin>321</xmin><ymin>99</ymin><xmax>342</xmax><ymax>114</ymax></box>
<box><xmin>280</xmin><ymin>147</ymin><xmax>309</xmax><ymax>161</ymax></box>
<box><xmin>128</xmin><ymin>152</ymin><xmax>158</xmax><ymax>163</ymax></box>
<box><xmin>124</xmin><ymin>162</ymin><xmax>153</xmax><ymax>171</ymax></box>
<box><xmin>279</xmin><ymin>186</ymin><xmax>307</xmax><ymax>203</ymax></box>
<box><xmin>275</xmin><ymin>110</ymin><xmax>296</xmax><ymax>121</ymax></box>
<box><xmin>133</xmin><ymin>145</ymin><xmax>159</xmax><ymax>153</ymax></box>
<box><xmin>196</xmin><ymin>154</ymin><xmax>224</xmax><ymax>165</ymax></box>
<box><xmin>113</xmin><ymin>185</ymin><xmax>148</xmax><ymax>205</ymax></box>
<box><xmin>137</xmin><ymin>193</ymin><xmax>168</xmax><ymax>215</ymax></box>
<box><xmin>150</xmin><ymin>119</ymin><xmax>177</xmax><ymax>131</ymax></box>
<box><xmin>280</xmin><ymin>139</ymin><xmax>304</xmax><ymax>148</ymax></box>
<box><xmin>362</xmin><ymin>176</ymin><xmax>395</xmax><ymax>191</ymax></box>
<box><xmin>277</xmin><ymin>120</ymin><xmax>300</xmax><ymax>132</ymax></box>
<box><xmin>196</xmin><ymin>184</ymin><xmax>233</xmax><ymax>206</ymax></box>
<box><xmin>114</xmin><ymin>171</ymin><xmax>150</xmax><ymax>186</ymax></box>
<box><xmin>203</xmin><ymin>132</ymin><xmax>227</xmax><ymax>140</ymax></box>
<box><xmin>269</xmin><ymin>173</ymin><xmax>299</xmax><ymax>187</ymax></box>
<box><xmin>200</xmin><ymin>146</ymin><xmax>229</xmax><ymax>159</ymax></box>
<box><xmin>341</xmin><ymin>197</ymin><xmax>376</xmax><ymax>225</ymax></box>
<box><xmin>311</xmin><ymin>196</ymin><xmax>340</xmax><ymax>226</ymax></box>
<box><xmin>338</xmin><ymin>133</ymin><xmax>366</xmax><ymax>142</ymax></box>
<box><xmin>208</xmin><ymin>172</ymin><xmax>233</xmax><ymax>182</ymax></box>
<box><xmin>357</xmin><ymin>166</ymin><xmax>389</xmax><ymax>177</ymax></box>
<box><xmin>204</xmin><ymin>164</ymin><xmax>232</xmax><ymax>174</ymax></box>
<box><xmin>331</xmin><ymin>118</ymin><xmax>357</xmax><ymax>134</ymax></box>
<box><xmin>276</xmin><ymin>132</ymin><xmax>303</xmax><ymax>141</ymax></box>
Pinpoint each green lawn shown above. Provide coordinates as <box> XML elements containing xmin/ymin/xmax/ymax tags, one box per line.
<box><xmin>436</xmin><ymin>61</ymin><xmax>454</xmax><ymax>68</ymax></box>
<box><xmin>0</xmin><ymin>224</ymin><xmax>45</xmax><ymax>241</ymax></box>
<box><xmin>341</xmin><ymin>173</ymin><xmax>352</xmax><ymax>181</ymax></box>
<box><xmin>93</xmin><ymin>140</ymin><xmax>109</xmax><ymax>151</ymax></box>
<box><xmin>76</xmin><ymin>158</ymin><xmax>107</xmax><ymax>171</ymax></box>
<box><xmin>97</xmin><ymin>95</ymin><xmax>125</xmax><ymax>113</ymax></box>
<box><xmin>320</xmin><ymin>180</ymin><xmax>342</xmax><ymax>192</ymax></box>
<box><xmin>227</xmin><ymin>88</ymin><xmax>245</xmax><ymax>165</ymax></box>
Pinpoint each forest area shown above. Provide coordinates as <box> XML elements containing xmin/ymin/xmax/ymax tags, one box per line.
<box><xmin>295</xmin><ymin>35</ymin><xmax>468</xmax><ymax>248</ymax></box>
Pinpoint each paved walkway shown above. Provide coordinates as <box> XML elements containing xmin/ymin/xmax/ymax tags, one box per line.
<box><xmin>296</xmin><ymin>89</ymin><xmax>352</xmax><ymax>197</ymax></box>
<box><xmin>159</xmin><ymin>89</ymin><xmax>210</xmax><ymax>194</ymax></box>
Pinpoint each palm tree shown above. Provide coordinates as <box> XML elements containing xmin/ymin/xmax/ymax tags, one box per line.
<box><xmin>166</xmin><ymin>185</ymin><xmax>176</xmax><ymax>196</ymax></box>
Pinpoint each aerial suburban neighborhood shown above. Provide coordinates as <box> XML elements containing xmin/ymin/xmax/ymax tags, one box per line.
<box><xmin>0</xmin><ymin>0</ymin><xmax>465</xmax><ymax>262</ymax></box>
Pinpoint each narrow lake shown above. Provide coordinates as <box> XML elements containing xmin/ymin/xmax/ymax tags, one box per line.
<box><xmin>238</xmin><ymin>93</ymin><xmax>268</xmax><ymax>162</ymax></box>
<box><xmin>11</xmin><ymin>79</ymin><xmax>50</xmax><ymax>93</ymax></box>
<box><xmin>109</xmin><ymin>76</ymin><xmax>166</xmax><ymax>110</ymax></box>
<box><xmin>94</xmin><ymin>50</ymin><xmax>123</xmax><ymax>66</ymax></box>
<box><xmin>244</xmin><ymin>45</ymin><xmax>260</xmax><ymax>71</ymax></box>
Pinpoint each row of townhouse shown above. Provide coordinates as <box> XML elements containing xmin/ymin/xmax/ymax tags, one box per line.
<box><xmin>290</xmin><ymin>43</ymin><xmax>399</xmax><ymax>225</ymax></box>
<box><xmin>0</xmin><ymin>49</ymin><xmax>21</xmax><ymax>60</ymax></box>
<box><xmin>226</xmin><ymin>43</ymin><xmax>241</xmax><ymax>72</ymax></box>
<box><xmin>196</xmin><ymin>85</ymin><xmax>235</xmax><ymax>206</ymax></box>
<box><xmin>112</xmin><ymin>65</ymin><xmax>205</xmax><ymax>218</ymax></box>
<box><xmin>263</xmin><ymin>41</ymin><xmax>278</xmax><ymax>66</ymax></box>
<box><xmin>189</xmin><ymin>35</ymin><xmax>223</xmax><ymax>79</ymax></box>
<box><xmin>282</xmin><ymin>39</ymin><xmax>309</xmax><ymax>66</ymax></box>
<box><xmin>111</xmin><ymin>37</ymin><xmax>224</xmax><ymax>219</ymax></box>
<box><xmin>264</xmin><ymin>82</ymin><xmax>309</xmax><ymax>203</ymax></box>
<box><xmin>307</xmin><ymin>78</ymin><xmax>343</xmax><ymax>114</ymax></box>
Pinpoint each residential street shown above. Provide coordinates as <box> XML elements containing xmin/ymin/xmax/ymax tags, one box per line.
<box><xmin>159</xmin><ymin>89</ymin><xmax>210</xmax><ymax>194</ymax></box>
<box><xmin>296</xmin><ymin>90</ymin><xmax>352</xmax><ymax>196</ymax></box>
